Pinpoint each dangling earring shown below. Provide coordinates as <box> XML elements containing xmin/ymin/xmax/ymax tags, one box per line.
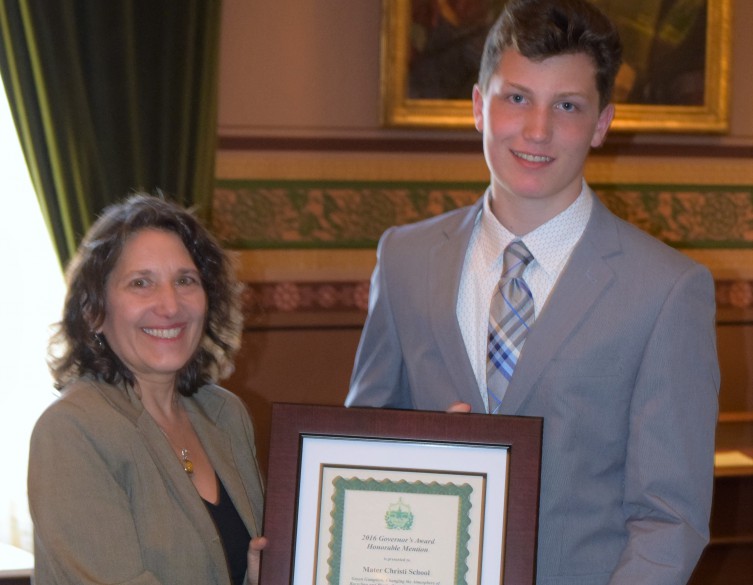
<box><xmin>93</xmin><ymin>332</ymin><xmax>105</xmax><ymax>350</ymax></box>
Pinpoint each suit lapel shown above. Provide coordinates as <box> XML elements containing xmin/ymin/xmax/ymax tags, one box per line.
<box><xmin>428</xmin><ymin>198</ymin><xmax>487</xmax><ymax>412</ymax></box>
<box><xmin>499</xmin><ymin>196</ymin><xmax>621</xmax><ymax>414</ymax></box>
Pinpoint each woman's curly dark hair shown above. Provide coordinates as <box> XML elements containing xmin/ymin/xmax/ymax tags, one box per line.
<box><xmin>48</xmin><ymin>193</ymin><xmax>243</xmax><ymax>396</ymax></box>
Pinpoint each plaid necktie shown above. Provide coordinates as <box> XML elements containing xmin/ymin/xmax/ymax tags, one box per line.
<box><xmin>486</xmin><ymin>240</ymin><xmax>535</xmax><ymax>414</ymax></box>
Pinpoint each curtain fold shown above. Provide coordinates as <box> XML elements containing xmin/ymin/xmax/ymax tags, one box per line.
<box><xmin>0</xmin><ymin>0</ymin><xmax>222</xmax><ymax>267</ymax></box>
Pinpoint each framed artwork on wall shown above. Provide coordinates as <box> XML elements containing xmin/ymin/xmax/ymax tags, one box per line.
<box><xmin>380</xmin><ymin>0</ymin><xmax>731</xmax><ymax>133</ymax></box>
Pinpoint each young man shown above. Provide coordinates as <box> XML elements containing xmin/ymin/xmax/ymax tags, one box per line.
<box><xmin>345</xmin><ymin>0</ymin><xmax>720</xmax><ymax>583</ymax></box>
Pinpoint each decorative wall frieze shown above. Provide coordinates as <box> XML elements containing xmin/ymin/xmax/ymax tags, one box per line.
<box><xmin>239</xmin><ymin>279</ymin><xmax>753</xmax><ymax>319</ymax></box>
<box><xmin>241</xmin><ymin>281</ymin><xmax>370</xmax><ymax>316</ymax></box>
<box><xmin>215</xmin><ymin>174</ymin><xmax>753</xmax><ymax>320</ymax></box>
<box><xmin>215</xmin><ymin>180</ymin><xmax>753</xmax><ymax>249</ymax></box>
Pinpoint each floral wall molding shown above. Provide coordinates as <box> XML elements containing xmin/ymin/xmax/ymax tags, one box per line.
<box><xmin>242</xmin><ymin>281</ymin><xmax>370</xmax><ymax>318</ymax></box>
<box><xmin>214</xmin><ymin>179</ymin><xmax>753</xmax><ymax>250</ymax></box>
<box><xmin>717</xmin><ymin>280</ymin><xmax>753</xmax><ymax>311</ymax></box>
<box><xmin>215</xmin><ymin>179</ymin><xmax>753</xmax><ymax>319</ymax></box>
<box><xmin>240</xmin><ymin>280</ymin><xmax>753</xmax><ymax>320</ymax></box>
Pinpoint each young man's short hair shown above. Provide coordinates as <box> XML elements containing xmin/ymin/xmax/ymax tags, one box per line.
<box><xmin>478</xmin><ymin>0</ymin><xmax>623</xmax><ymax>110</ymax></box>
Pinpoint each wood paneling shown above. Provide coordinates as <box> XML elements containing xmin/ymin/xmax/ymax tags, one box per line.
<box><xmin>223</xmin><ymin>325</ymin><xmax>362</xmax><ymax>476</ymax></box>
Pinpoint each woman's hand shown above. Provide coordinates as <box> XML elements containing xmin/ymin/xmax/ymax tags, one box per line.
<box><xmin>246</xmin><ymin>536</ymin><xmax>268</xmax><ymax>585</ymax></box>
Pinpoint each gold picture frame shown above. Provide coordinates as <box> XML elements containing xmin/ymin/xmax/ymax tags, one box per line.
<box><xmin>380</xmin><ymin>0</ymin><xmax>732</xmax><ymax>133</ymax></box>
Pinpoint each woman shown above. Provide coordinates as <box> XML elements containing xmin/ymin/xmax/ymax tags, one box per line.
<box><xmin>29</xmin><ymin>194</ymin><xmax>266</xmax><ymax>585</ymax></box>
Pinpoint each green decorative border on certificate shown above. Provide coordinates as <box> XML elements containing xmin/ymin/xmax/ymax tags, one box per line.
<box><xmin>325</xmin><ymin>477</ymin><xmax>473</xmax><ymax>585</ymax></box>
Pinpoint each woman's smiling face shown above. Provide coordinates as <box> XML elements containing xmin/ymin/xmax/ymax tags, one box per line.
<box><xmin>99</xmin><ymin>228</ymin><xmax>207</xmax><ymax>387</ymax></box>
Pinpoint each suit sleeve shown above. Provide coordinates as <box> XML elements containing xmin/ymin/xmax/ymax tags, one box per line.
<box><xmin>28</xmin><ymin>404</ymin><xmax>162</xmax><ymax>585</ymax></box>
<box><xmin>345</xmin><ymin>227</ymin><xmax>413</xmax><ymax>409</ymax></box>
<box><xmin>609</xmin><ymin>263</ymin><xmax>720</xmax><ymax>584</ymax></box>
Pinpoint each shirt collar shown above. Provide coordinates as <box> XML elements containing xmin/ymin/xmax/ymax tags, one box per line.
<box><xmin>478</xmin><ymin>181</ymin><xmax>593</xmax><ymax>277</ymax></box>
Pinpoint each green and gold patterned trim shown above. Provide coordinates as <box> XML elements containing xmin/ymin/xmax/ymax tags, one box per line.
<box><xmin>214</xmin><ymin>151</ymin><xmax>753</xmax><ymax>317</ymax></box>
<box><xmin>214</xmin><ymin>179</ymin><xmax>753</xmax><ymax>250</ymax></box>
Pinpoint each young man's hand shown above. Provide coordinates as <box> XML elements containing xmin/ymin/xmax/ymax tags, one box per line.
<box><xmin>447</xmin><ymin>401</ymin><xmax>472</xmax><ymax>413</ymax></box>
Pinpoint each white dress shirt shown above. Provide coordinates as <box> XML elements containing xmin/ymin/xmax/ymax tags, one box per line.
<box><xmin>457</xmin><ymin>182</ymin><xmax>593</xmax><ymax>409</ymax></box>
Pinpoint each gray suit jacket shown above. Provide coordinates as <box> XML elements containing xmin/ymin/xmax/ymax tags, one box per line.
<box><xmin>29</xmin><ymin>377</ymin><xmax>264</xmax><ymax>585</ymax></box>
<box><xmin>346</xmin><ymin>192</ymin><xmax>720</xmax><ymax>585</ymax></box>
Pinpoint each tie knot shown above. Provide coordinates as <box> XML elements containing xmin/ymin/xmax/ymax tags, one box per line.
<box><xmin>503</xmin><ymin>240</ymin><xmax>534</xmax><ymax>281</ymax></box>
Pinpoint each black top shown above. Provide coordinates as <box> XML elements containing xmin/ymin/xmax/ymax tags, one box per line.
<box><xmin>204</xmin><ymin>476</ymin><xmax>252</xmax><ymax>585</ymax></box>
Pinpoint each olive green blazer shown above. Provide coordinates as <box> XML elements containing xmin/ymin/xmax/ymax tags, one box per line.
<box><xmin>29</xmin><ymin>376</ymin><xmax>264</xmax><ymax>585</ymax></box>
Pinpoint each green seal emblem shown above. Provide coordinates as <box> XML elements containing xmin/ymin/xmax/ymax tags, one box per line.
<box><xmin>385</xmin><ymin>497</ymin><xmax>414</xmax><ymax>530</ymax></box>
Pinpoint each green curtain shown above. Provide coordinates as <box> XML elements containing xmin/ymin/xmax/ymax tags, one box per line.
<box><xmin>0</xmin><ymin>0</ymin><xmax>222</xmax><ymax>268</ymax></box>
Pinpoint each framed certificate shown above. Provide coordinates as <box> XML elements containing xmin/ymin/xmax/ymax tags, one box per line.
<box><xmin>259</xmin><ymin>404</ymin><xmax>543</xmax><ymax>585</ymax></box>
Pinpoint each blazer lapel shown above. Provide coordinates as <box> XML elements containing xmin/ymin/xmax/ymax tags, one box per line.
<box><xmin>186</xmin><ymin>399</ymin><xmax>262</xmax><ymax>538</ymax></box>
<box><xmin>93</xmin><ymin>381</ymin><xmax>230</xmax><ymax>573</ymax></box>
<box><xmin>135</xmin><ymin>408</ymin><xmax>229</xmax><ymax>558</ymax></box>
<box><xmin>97</xmin><ymin>381</ymin><xmax>232</xmax><ymax>571</ymax></box>
<box><xmin>428</xmin><ymin>198</ymin><xmax>487</xmax><ymax>412</ymax></box>
<box><xmin>499</xmin><ymin>196</ymin><xmax>620</xmax><ymax>414</ymax></box>
<box><xmin>93</xmin><ymin>380</ymin><xmax>208</xmax><ymax>512</ymax></box>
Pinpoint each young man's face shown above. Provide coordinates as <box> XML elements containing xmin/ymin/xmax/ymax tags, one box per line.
<box><xmin>472</xmin><ymin>48</ymin><xmax>614</xmax><ymax>229</ymax></box>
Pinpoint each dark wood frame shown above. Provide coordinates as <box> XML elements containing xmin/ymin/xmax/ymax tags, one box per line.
<box><xmin>259</xmin><ymin>403</ymin><xmax>543</xmax><ymax>585</ymax></box>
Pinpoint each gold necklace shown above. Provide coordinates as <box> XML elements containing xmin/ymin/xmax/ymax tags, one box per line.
<box><xmin>179</xmin><ymin>448</ymin><xmax>195</xmax><ymax>475</ymax></box>
<box><xmin>158</xmin><ymin>426</ymin><xmax>195</xmax><ymax>476</ymax></box>
<box><xmin>133</xmin><ymin>386</ymin><xmax>196</xmax><ymax>476</ymax></box>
